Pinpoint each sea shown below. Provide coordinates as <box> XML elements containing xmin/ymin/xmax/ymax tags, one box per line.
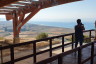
<box><xmin>29</xmin><ymin>21</ymin><xmax>95</xmax><ymax>30</ymax></box>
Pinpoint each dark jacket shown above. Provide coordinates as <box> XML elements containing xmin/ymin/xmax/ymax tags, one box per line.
<box><xmin>75</xmin><ymin>24</ymin><xmax>85</xmax><ymax>40</ymax></box>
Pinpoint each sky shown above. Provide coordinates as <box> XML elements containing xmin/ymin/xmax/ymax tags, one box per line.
<box><xmin>0</xmin><ymin>0</ymin><xmax>96</xmax><ymax>22</ymax></box>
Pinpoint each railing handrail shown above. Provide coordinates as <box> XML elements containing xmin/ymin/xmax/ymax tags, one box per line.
<box><xmin>36</xmin><ymin>42</ymin><xmax>96</xmax><ymax>64</ymax></box>
<box><xmin>0</xmin><ymin>29</ymin><xmax>95</xmax><ymax>64</ymax></box>
<box><xmin>0</xmin><ymin>29</ymin><xmax>94</xmax><ymax>50</ymax></box>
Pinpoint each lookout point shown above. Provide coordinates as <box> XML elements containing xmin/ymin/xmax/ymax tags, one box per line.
<box><xmin>0</xmin><ymin>0</ymin><xmax>81</xmax><ymax>43</ymax></box>
<box><xmin>0</xmin><ymin>0</ymin><xmax>96</xmax><ymax>64</ymax></box>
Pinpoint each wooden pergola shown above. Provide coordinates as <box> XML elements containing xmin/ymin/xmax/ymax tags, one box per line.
<box><xmin>0</xmin><ymin>0</ymin><xmax>81</xmax><ymax>43</ymax></box>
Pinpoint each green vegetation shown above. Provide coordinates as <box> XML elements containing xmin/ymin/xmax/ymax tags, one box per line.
<box><xmin>0</xmin><ymin>37</ymin><xmax>4</xmax><ymax>40</ymax></box>
<box><xmin>36</xmin><ymin>32</ymin><xmax>48</xmax><ymax>40</ymax></box>
<box><xmin>84</xmin><ymin>35</ymin><xmax>91</xmax><ymax>43</ymax></box>
<box><xmin>69</xmin><ymin>35</ymin><xmax>91</xmax><ymax>43</ymax></box>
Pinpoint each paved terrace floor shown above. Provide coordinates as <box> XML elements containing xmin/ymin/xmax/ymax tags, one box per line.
<box><xmin>1</xmin><ymin>42</ymin><xmax>96</xmax><ymax>64</ymax></box>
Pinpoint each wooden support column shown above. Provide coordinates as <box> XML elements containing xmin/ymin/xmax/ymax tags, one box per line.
<box><xmin>18</xmin><ymin>8</ymin><xmax>40</xmax><ymax>32</ymax></box>
<box><xmin>12</xmin><ymin>8</ymin><xmax>40</xmax><ymax>43</ymax></box>
<box><xmin>13</xmin><ymin>11</ymin><xmax>20</xmax><ymax>43</ymax></box>
<box><xmin>8</xmin><ymin>8</ymin><xmax>40</xmax><ymax>44</ymax></box>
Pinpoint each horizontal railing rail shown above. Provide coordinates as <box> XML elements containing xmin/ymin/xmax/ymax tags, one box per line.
<box><xmin>0</xmin><ymin>29</ymin><xmax>95</xmax><ymax>64</ymax></box>
<box><xmin>0</xmin><ymin>29</ymin><xmax>94</xmax><ymax>50</ymax></box>
<box><xmin>36</xmin><ymin>42</ymin><xmax>96</xmax><ymax>64</ymax></box>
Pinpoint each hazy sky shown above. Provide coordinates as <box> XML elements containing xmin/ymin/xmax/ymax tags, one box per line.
<box><xmin>0</xmin><ymin>0</ymin><xmax>96</xmax><ymax>22</ymax></box>
<box><xmin>31</xmin><ymin>0</ymin><xmax>96</xmax><ymax>22</ymax></box>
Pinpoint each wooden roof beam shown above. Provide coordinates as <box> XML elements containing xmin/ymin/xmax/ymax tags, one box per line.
<box><xmin>0</xmin><ymin>9</ymin><xmax>13</xmax><ymax>14</ymax></box>
<box><xmin>0</xmin><ymin>2</ymin><xmax>39</xmax><ymax>15</ymax></box>
<box><xmin>16</xmin><ymin>1</ymin><xmax>32</xmax><ymax>4</ymax></box>
<box><xmin>0</xmin><ymin>0</ymin><xmax>21</xmax><ymax>8</ymax></box>
<box><xmin>0</xmin><ymin>9</ymin><xmax>13</xmax><ymax>10</ymax></box>
<box><xmin>11</xmin><ymin>4</ymin><xmax>26</xmax><ymax>6</ymax></box>
<box><xmin>0</xmin><ymin>8</ymin><xmax>17</xmax><ymax>11</ymax></box>
<box><xmin>15</xmin><ymin>2</ymin><xmax>32</xmax><ymax>5</ymax></box>
<box><xmin>9</xmin><ymin>4</ymin><xmax>26</xmax><ymax>7</ymax></box>
<box><xmin>11</xmin><ymin>1</ymin><xmax>41</xmax><ymax>14</ymax></box>
<box><xmin>2</xmin><ymin>6</ymin><xmax>19</xmax><ymax>10</ymax></box>
<box><xmin>0</xmin><ymin>10</ymin><xmax>13</xmax><ymax>12</ymax></box>
<box><xmin>0</xmin><ymin>12</ymin><xmax>11</xmax><ymax>14</ymax></box>
<box><xmin>18</xmin><ymin>1</ymin><xmax>32</xmax><ymax>3</ymax></box>
<box><xmin>18</xmin><ymin>0</ymin><xmax>31</xmax><ymax>2</ymax></box>
<box><xmin>38</xmin><ymin>0</ymin><xmax>82</xmax><ymax>9</ymax></box>
<box><xmin>8</xmin><ymin>5</ymin><xmax>25</xmax><ymax>7</ymax></box>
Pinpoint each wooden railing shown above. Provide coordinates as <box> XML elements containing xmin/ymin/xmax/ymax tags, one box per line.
<box><xmin>36</xmin><ymin>42</ymin><xmax>96</xmax><ymax>64</ymax></box>
<box><xmin>0</xmin><ymin>29</ymin><xmax>95</xmax><ymax>64</ymax></box>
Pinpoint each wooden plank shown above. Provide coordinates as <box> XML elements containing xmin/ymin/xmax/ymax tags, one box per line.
<box><xmin>0</xmin><ymin>0</ymin><xmax>20</xmax><ymax>8</ymax></box>
<box><xmin>40</xmin><ymin>0</ymin><xmax>82</xmax><ymax>9</ymax></box>
<box><xmin>91</xmin><ymin>43</ymin><xmax>94</xmax><ymax>64</ymax></box>
<box><xmin>0</xmin><ymin>30</ymin><xmax>95</xmax><ymax>64</ymax></box>
<box><xmin>78</xmin><ymin>48</ymin><xmax>82</xmax><ymax>64</ymax></box>
<box><xmin>10</xmin><ymin>46</ymin><xmax>14</xmax><ymax>64</ymax></box>
<box><xmin>6</xmin><ymin>14</ymin><xmax>13</xmax><ymax>20</ymax></box>
<box><xmin>1</xmin><ymin>7</ymin><xmax>19</xmax><ymax>10</ymax></box>
<box><xmin>62</xmin><ymin>36</ymin><xmax>64</xmax><ymax>52</ymax></box>
<box><xmin>82</xmin><ymin>56</ymin><xmax>91</xmax><ymax>64</ymax></box>
<box><xmin>33</xmin><ymin>42</ymin><xmax>36</xmax><ymax>63</ymax></box>
<box><xmin>0</xmin><ymin>45</ymin><xmax>3</xmax><ymax>64</ymax></box>
<box><xmin>0</xmin><ymin>12</ymin><xmax>10</xmax><ymax>14</ymax></box>
<box><xmin>49</xmin><ymin>39</ymin><xmax>52</xmax><ymax>57</ymax></box>
<box><xmin>58</xmin><ymin>56</ymin><xmax>63</xmax><ymax>64</ymax></box>
<box><xmin>72</xmin><ymin>34</ymin><xmax>74</xmax><ymax>49</ymax></box>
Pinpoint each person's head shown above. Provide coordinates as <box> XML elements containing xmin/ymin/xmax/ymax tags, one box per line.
<box><xmin>77</xmin><ymin>19</ymin><xmax>82</xmax><ymax>25</ymax></box>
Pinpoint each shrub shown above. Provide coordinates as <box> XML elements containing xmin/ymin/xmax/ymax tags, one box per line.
<box><xmin>4</xmin><ymin>39</ymin><xmax>12</xmax><ymax>44</ymax></box>
<box><xmin>70</xmin><ymin>35</ymin><xmax>91</xmax><ymax>43</ymax></box>
<box><xmin>84</xmin><ymin>35</ymin><xmax>91</xmax><ymax>43</ymax></box>
<box><xmin>36</xmin><ymin>33</ymin><xmax>48</xmax><ymax>40</ymax></box>
<box><xmin>0</xmin><ymin>37</ymin><xmax>4</xmax><ymax>40</ymax></box>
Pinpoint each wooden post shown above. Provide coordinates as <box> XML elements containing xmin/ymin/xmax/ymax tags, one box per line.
<box><xmin>89</xmin><ymin>30</ymin><xmax>91</xmax><ymax>42</ymax></box>
<box><xmin>33</xmin><ymin>42</ymin><xmax>36</xmax><ymax>63</ymax></box>
<box><xmin>72</xmin><ymin>34</ymin><xmax>74</xmax><ymax>49</ymax></box>
<box><xmin>10</xmin><ymin>46</ymin><xmax>14</xmax><ymax>64</ymax></box>
<box><xmin>91</xmin><ymin>42</ymin><xmax>94</xmax><ymax>64</ymax></box>
<box><xmin>78</xmin><ymin>48</ymin><xmax>82</xmax><ymax>64</ymax></box>
<box><xmin>58</xmin><ymin>56</ymin><xmax>63</xmax><ymax>64</ymax></box>
<box><xmin>49</xmin><ymin>39</ymin><xmax>52</xmax><ymax>57</ymax></box>
<box><xmin>0</xmin><ymin>45</ymin><xmax>3</xmax><ymax>64</ymax></box>
<box><xmin>62</xmin><ymin>36</ymin><xmax>64</xmax><ymax>52</ymax></box>
<box><xmin>13</xmin><ymin>11</ymin><xmax>20</xmax><ymax>43</ymax></box>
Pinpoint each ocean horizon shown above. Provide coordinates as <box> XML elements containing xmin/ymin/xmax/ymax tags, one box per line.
<box><xmin>29</xmin><ymin>21</ymin><xmax>95</xmax><ymax>30</ymax></box>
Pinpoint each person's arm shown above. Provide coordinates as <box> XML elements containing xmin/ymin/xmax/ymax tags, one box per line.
<box><xmin>81</xmin><ymin>24</ymin><xmax>85</xmax><ymax>31</ymax></box>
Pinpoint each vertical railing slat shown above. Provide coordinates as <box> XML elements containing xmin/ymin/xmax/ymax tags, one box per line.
<box><xmin>62</xmin><ymin>36</ymin><xmax>64</xmax><ymax>52</ymax></box>
<box><xmin>72</xmin><ymin>34</ymin><xmax>74</xmax><ymax>49</ymax></box>
<box><xmin>0</xmin><ymin>30</ymin><xmax>95</xmax><ymax>64</ymax></box>
<box><xmin>10</xmin><ymin>46</ymin><xmax>14</xmax><ymax>64</ymax></box>
<box><xmin>49</xmin><ymin>39</ymin><xmax>52</xmax><ymax>57</ymax></box>
<box><xmin>58</xmin><ymin>56</ymin><xmax>62</xmax><ymax>64</ymax></box>
<box><xmin>33</xmin><ymin>42</ymin><xmax>36</xmax><ymax>63</ymax></box>
<box><xmin>89</xmin><ymin>30</ymin><xmax>92</xmax><ymax>42</ymax></box>
<box><xmin>0</xmin><ymin>45</ymin><xmax>3</xmax><ymax>64</ymax></box>
<box><xmin>91</xmin><ymin>42</ymin><xmax>94</xmax><ymax>64</ymax></box>
<box><xmin>78</xmin><ymin>48</ymin><xmax>82</xmax><ymax>64</ymax></box>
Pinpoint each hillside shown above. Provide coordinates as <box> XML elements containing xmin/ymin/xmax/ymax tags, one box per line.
<box><xmin>0</xmin><ymin>21</ymin><xmax>74</xmax><ymax>39</ymax></box>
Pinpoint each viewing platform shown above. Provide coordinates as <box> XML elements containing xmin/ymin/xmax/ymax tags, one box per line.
<box><xmin>0</xmin><ymin>29</ymin><xmax>96</xmax><ymax>64</ymax></box>
<box><xmin>0</xmin><ymin>0</ymin><xmax>95</xmax><ymax>64</ymax></box>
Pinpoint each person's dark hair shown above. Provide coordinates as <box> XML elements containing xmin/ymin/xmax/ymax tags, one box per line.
<box><xmin>77</xmin><ymin>19</ymin><xmax>82</xmax><ymax>25</ymax></box>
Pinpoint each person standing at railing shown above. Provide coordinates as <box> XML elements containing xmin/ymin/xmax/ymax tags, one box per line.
<box><xmin>74</xmin><ymin>19</ymin><xmax>85</xmax><ymax>48</ymax></box>
<box><xmin>95</xmin><ymin>21</ymin><xmax>96</xmax><ymax>40</ymax></box>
